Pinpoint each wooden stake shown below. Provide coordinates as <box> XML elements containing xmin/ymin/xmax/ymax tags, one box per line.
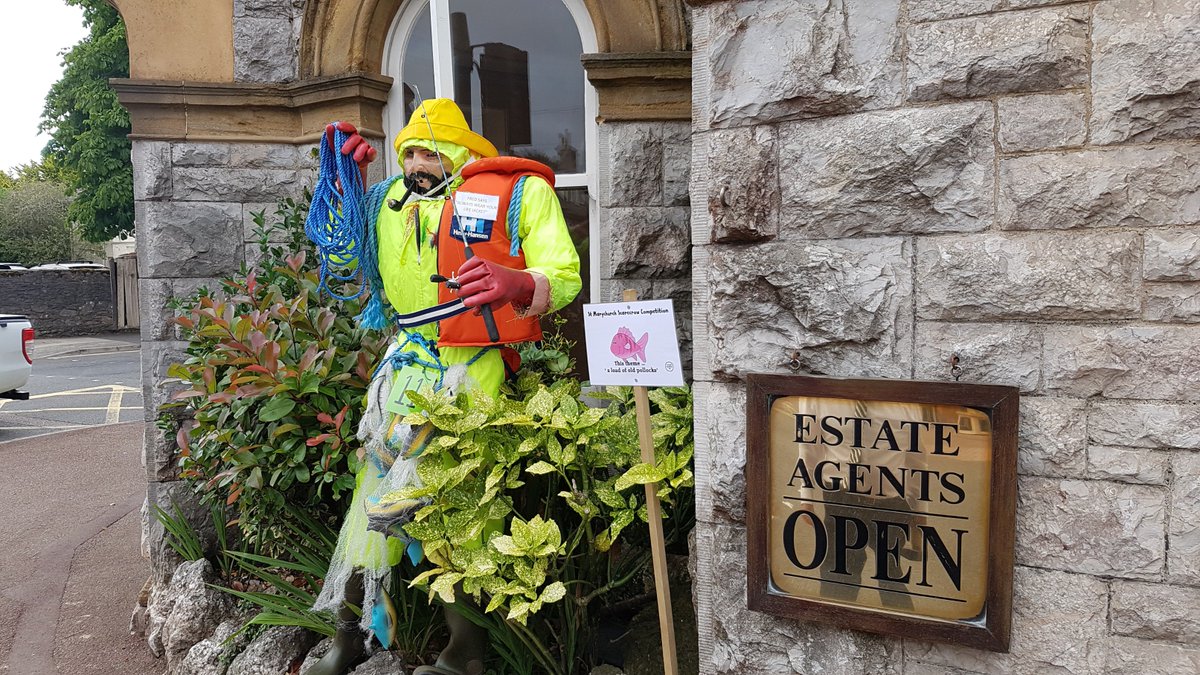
<box><xmin>623</xmin><ymin>288</ymin><xmax>679</xmax><ymax>675</ymax></box>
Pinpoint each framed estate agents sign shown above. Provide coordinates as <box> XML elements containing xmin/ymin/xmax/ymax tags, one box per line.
<box><xmin>745</xmin><ymin>374</ymin><xmax>1018</xmax><ymax>652</ymax></box>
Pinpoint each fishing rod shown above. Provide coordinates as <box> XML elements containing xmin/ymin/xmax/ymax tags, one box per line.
<box><xmin>412</xmin><ymin>89</ymin><xmax>502</xmax><ymax>343</ymax></box>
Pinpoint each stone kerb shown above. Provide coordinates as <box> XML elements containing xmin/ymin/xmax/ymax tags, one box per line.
<box><xmin>689</xmin><ymin>0</ymin><xmax>1200</xmax><ymax>671</ymax></box>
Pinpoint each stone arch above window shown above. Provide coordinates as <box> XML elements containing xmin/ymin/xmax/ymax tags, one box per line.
<box><xmin>299</xmin><ymin>0</ymin><xmax>688</xmax><ymax>76</ymax></box>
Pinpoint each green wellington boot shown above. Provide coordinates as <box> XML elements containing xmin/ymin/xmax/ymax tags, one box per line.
<box><xmin>412</xmin><ymin>603</ymin><xmax>486</xmax><ymax>675</ymax></box>
<box><xmin>307</xmin><ymin>575</ymin><xmax>367</xmax><ymax>675</ymax></box>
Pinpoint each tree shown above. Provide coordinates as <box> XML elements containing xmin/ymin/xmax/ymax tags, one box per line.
<box><xmin>40</xmin><ymin>0</ymin><xmax>131</xmax><ymax>243</ymax></box>
<box><xmin>0</xmin><ymin>177</ymin><xmax>74</xmax><ymax>265</ymax></box>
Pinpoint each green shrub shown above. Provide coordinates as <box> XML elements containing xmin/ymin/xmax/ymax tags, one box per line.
<box><xmin>387</xmin><ymin>373</ymin><xmax>694</xmax><ymax>674</ymax></box>
<box><xmin>165</xmin><ymin>197</ymin><xmax>388</xmax><ymax>557</ymax></box>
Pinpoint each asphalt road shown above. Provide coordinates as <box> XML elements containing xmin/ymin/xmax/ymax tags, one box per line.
<box><xmin>0</xmin><ymin>350</ymin><xmax>142</xmax><ymax>443</ymax></box>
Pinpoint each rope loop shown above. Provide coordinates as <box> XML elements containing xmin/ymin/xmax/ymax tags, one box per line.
<box><xmin>304</xmin><ymin>125</ymin><xmax>368</xmax><ymax>301</ymax></box>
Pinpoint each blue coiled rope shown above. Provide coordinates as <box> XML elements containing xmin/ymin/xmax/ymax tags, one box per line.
<box><xmin>305</xmin><ymin>126</ymin><xmax>367</xmax><ymax>300</ymax></box>
<box><xmin>304</xmin><ymin>125</ymin><xmax>402</xmax><ymax>330</ymax></box>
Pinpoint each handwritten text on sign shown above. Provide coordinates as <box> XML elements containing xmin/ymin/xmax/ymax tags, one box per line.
<box><xmin>583</xmin><ymin>300</ymin><xmax>684</xmax><ymax>387</ymax></box>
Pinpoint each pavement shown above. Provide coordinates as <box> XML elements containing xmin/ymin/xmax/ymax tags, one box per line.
<box><xmin>0</xmin><ymin>333</ymin><xmax>162</xmax><ymax>675</ymax></box>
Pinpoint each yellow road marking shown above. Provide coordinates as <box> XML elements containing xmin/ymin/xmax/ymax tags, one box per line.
<box><xmin>0</xmin><ymin>407</ymin><xmax>142</xmax><ymax>413</ymax></box>
<box><xmin>105</xmin><ymin>387</ymin><xmax>126</xmax><ymax>424</ymax></box>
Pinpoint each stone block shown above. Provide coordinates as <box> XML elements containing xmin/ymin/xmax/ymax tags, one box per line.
<box><xmin>172</xmin><ymin>143</ymin><xmax>231</xmax><ymax>167</ymax></box>
<box><xmin>1144</xmin><ymin>230</ymin><xmax>1200</xmax><ymax>282</ymax></box>
<box><xmin>1144</xmin><ymin>283</ymin><xmax>1200</xmax><ymax>323</ymax></box>
<box><xmin>695</xmin><ymin>522</ymin><xmax>903</xmax><ymax>674</ymax></box>
<box><xmin>1018</xmin><ymin>397</ymin><xmax>1087</xmax><ymax>478</ymax></box>
<box><xmin>1169</xmin><ymin>453</ymin><xmax>1200</xmax><ymax>584</ymax></box>
<box><xmin>906</xmin><ymin>6</ymin><xmax>1088</xmax><ymax>102</ymax></box>
<box><xmin>707</xmin><ymin>0</ymin><xmax>902</xmax><ymax>126</ymax></box>
<box><xmin>780</xmin><ymin>103</ymin><xmax>994</xmax><ymax>237</ymax></box>
<box><xmin>144</xmin><ymin>422</ymin><xmax>181</xmax><ymax>483</ymax></box>
<box><xmin>1086</xmin><ymin>446</ymin><xmax>1170</xmax><ymax>486</ymax></box>
<box><xmin>241</xmin><ymin>202</ymin><xmax>290</xmax><ymax>244</ymax></box>
<box><xmin>1088</xmin><ymin>402</ymin><xmax>1200</xmax><ymax>450</ymax></box>
<box><xmin>998</xmin><ymin>146</ymin><xmax>1200</xmax><ymax>230</ymax></box>
<box><xmin>1091</xmin><ymin>0</ymin><xmax>1200</xmax><ymax>145</ymax></box>
<box><xmin>234</xmin><ymin>17</ymin><xmax>297</xmax><ymax>83</ymax></box>
<box><xmin>161</xmin><ymin>559</ymin><xmax>237</xmax><ymax>671</ymax></box>
<box><xmin>997</xmin><ymin>92</ymin><xmax>1087</xmax><ymax>152</ymax></box>
<box><xmin>707</xmin><ymin>126</ymin><xmax>778</xmax><ymax>243</ymax></box>
<box><xmin>132</xmin><ymin>141</ymin><xmax>172</xmax><ymax>200</ymax></box>
<box><xmin>227</xmin><ymin>626</ymin><xmax>321</xmax><ymax>675</ymax></box>
<box><xmin>603</xmin><ymin>123</ymin><xmax>663</xmax><ymax>208</ymax></box>
<box><xmin>1100</xmin><ymin>635</ymin><xmax>1200</xmax><ymax>674</ymax></box>
<box><xmin>914</xmin><ymin>323</ymin><xmax>1042</xmax><ymax>392</ymax></box>
<box><xmin>137</xmin><ymin>201</ymin><xmax>244</xmax><ymax>279</ymax></box>
<box><xmin>907</xmin><ymin>566</ymin><xmax>1108</xmax><ymax>675</ymax></box>
<box><xmin>139</xmin><ymin>277</ymin><xmax>221</xmax><ymax>342</ymax></box>
<box><xmin>916</xmin><ymin>233</ymin><xmax>1140</xmax><ymax>321</ymax></box>
<box><xmin>693</xmin><ymin>381</ymin><xmax>747</xmax><ymax>524</ymax></box>
<box><xmin>651</xmin><ymin>277</ymin><xmax>694</xmax><ymax>375</ymax></box>
<box><xmin>229</xmin><ymin>143</ymin><xmax>300</xmax><ymax>169</ymax></box>
<box><xmin>908</xmin><ymin>0</ymin><xmax>1075</xmax><ymax>23</ymax></box>
<box><xmin>141</xmin><ymin>339</ymin><xmax>191</xmax><ymax>422</ymax></box>
<box><xmin>172</xmin><ymin>168</ymin><xmax>301</xmax><ymax>203</ymax></box>
<box><xmin>662</xmin><ymin>122</ymin><xmax>692</xmax><ymax>208</ymax></box>
<box><xmin>1043</xmin><ymin>326</ymin><xmax>1200</xmax><ymax>400</ymax></box>
<box><xmin>607</xmin><ymin>206</ymin><xmax>691</xmax><ymax>278</ymax></box>
<box><xmin>144</xmin><ymin>481</ymin><xmax>214</xmax><ymax>581</ymax></box>
<box><xmin>707</xmin><ymin>238</ymin><xmax>912</xmax><ymax>380</ymax></box>
<box><xmin>1112</xmin><ymin>580</ymin><xmax>1200</xmax><ymax>643</ymax></box>
<box><xmin>1016</xmin><ymin>477</ymin><xmax>1165</xmax><ymax>579</ymax></box>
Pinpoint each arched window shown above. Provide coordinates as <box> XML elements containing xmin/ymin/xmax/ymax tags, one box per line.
<box><xmin>382</xmin><ymin>0</ymin><xmax>598</xmax><ymax>372</ymax></box>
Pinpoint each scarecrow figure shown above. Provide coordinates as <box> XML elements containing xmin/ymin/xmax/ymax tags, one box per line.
<box><xmin>306</xmin><ymin>99</ymin><xmax>581</xmax><ymax>675</ymax></box>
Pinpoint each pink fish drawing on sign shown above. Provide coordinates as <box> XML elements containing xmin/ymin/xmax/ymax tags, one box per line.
<box><xmin>610</xmin><ymin>326</ymin><xmax>649</xmax><ymax>363</ymax></box>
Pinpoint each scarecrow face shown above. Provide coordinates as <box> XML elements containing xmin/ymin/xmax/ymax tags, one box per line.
<box><xmin>403</xmin><ymin>146</ymin><xmax>452</xmax><ymax>194</ymax></box>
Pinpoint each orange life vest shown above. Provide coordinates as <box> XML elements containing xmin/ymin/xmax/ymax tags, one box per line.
<box><xmin>436</xmin><ymin>156</ymin><xmax>555</xmax><ymax>347</ymax></box>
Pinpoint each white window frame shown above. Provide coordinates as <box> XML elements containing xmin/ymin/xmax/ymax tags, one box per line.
<box><xmin>381</xmin><ymin>0</ymin><xmax>597</xmax><ymax>193</ymax></box>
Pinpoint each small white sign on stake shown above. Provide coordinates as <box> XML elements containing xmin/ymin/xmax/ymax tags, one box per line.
<box><xmin>583</xmin><ymin>299</ymin><xmax>685</xmax><ymax>387</ymax></box>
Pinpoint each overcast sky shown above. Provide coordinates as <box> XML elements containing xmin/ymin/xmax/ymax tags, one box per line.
<box><xmin>0</xmin><ymin>1</ymin><xmax>89</xmax><ymax>173</ymax></box>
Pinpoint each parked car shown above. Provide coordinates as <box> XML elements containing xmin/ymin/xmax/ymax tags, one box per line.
<box><xmin>29</xmin><ymin>261</ymin><xmax>107</xmax><ymax>271</ymax></box>
<box><xmin>0</xmin><ymin>315</ymin><xmax>33</xmax><ymax>400</ymax></box>
<box><xmin>0</xmin><ymin>262</ymin><xmax>27</xmax><ymax>271</ymax></box>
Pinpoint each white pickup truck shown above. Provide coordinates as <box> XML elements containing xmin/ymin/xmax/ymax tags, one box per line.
<box><xmin>0</xmin><ymin>315</ymin><xmax>33</xmax><ymax>400</ymax></box>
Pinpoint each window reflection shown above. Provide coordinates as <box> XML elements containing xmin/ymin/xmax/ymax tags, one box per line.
<box><xmin>401</xmin><ymin>4</ymin><xmax>435</xmax><ymax>121</ymax></box>
<box><xmin>447</xmin><ymin>0</ymin><xmax>586</xmax><ymax>173</ymax></box>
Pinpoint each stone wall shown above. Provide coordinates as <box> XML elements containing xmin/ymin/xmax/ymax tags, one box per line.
<box><xmin>690</xmin><ymin>0</ymin><xmax>1200</xmax><ymax>672</ymax></box>
<box><xmin>234</xmin><ymin>0</ymin><xmax>305</xmax><ymax>83</ymax></box>
<box><xmin>0</xmin><ymin>269</ymin><xmax>115</xmax><ymax>336</ymax></box>
<box><xmin>599</xmin><ymin>121</ymin><xmax>694</xmax><ymax>370</ymax></box>
<box><xmin>135</xmin><ymin>139</ymin><xmax>313</xmax><ymax>575</ymax></box>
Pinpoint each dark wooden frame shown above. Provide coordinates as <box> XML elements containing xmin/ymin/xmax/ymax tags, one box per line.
<box><xmin>744</xmin><ymin>373</ymin><xmax>1018</xmax><ymax>652</ymax></box>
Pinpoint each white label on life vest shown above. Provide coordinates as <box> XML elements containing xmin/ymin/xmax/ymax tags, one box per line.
<box><xmin>454</xmin><ymin>192</ymin><xmax>501</xmax><ymax>221</ymax></box>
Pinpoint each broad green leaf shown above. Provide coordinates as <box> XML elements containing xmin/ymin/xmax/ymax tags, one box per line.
<box><xmin>525</xmin><ymin>461</ymin><xmax>556</xmax><ymax>475</ymax></box>
<box><xmin>527</xmin><ymin>388</ymin><xmax>554</xmax><ymax>419</ymax></box>
<box><xmin>615</xmin><ymin>462</ymin><xmax>669</xmax><ymax>491</ymax></box>
<box><xmin>258</xmin><ymin>397</ymin><xmax>295</xmax><ymax>422</ymax></box>
<box><xmin>539</xmin><ymin>581</ymin><xmax>566</xmax><ymax>605</ymax></box>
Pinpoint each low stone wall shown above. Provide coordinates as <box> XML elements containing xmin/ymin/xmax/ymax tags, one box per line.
<box><xmin>0</xmin><ymin>269</ymin><xmax>115</xmax><ymax>336</ymax></box>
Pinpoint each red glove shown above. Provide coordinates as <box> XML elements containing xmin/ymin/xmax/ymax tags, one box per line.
<box><xmin>324</xmin><ymin>121</ymin><xmax>376</xmax><ymax>181</ymax></box>
<box><xmin>455</xmin><ymin>257</ymin><xmax>536</xmax><ymax>312</ymax></box>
